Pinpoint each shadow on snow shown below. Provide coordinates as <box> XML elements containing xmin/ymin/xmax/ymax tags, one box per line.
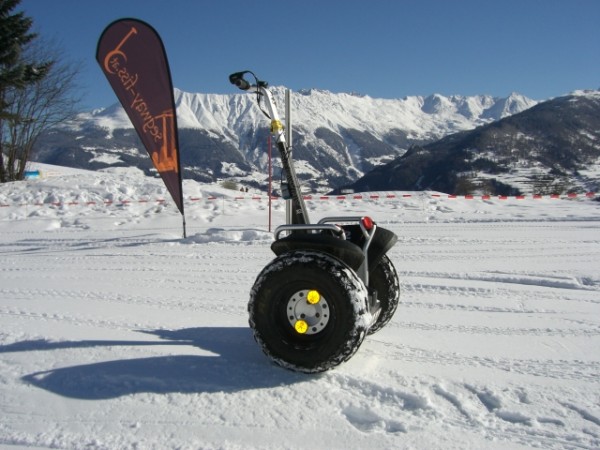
<box><xmin>6</xmin><ymin>327</ymin><xmax>309</xmax><ymax>399</ymax></box>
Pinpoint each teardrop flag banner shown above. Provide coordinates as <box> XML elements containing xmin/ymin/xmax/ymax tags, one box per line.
<box><xmin>96</xmin><ymin>18</ymin><xmax>186</xmax><ymax>236</ymax></box>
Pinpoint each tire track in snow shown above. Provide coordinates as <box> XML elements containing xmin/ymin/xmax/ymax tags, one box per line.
<box><xmin>0</xmin><ymin>289</ymin><xmax>247</xmax><ymax>315</ymax></box>
<box><xmin>0</xmin><ymin>306</ymin><xmax>153</xmax><ymax>332</ymax></box>
<box><xmin>323</xmin><ymin>372</ymin><xmax>432</xmax><ymax>435</ymax></box>
<box><xmin>325</xmin><ymin>370</ymin><xmax>599</xmax><ymax>449</ymax></box>
<box><xmin>388</xmin><ymin>320</ymin><xmax>600</xmax><ymax>338</ymax></box>
<box><xmin>0</xmin><ymin>286</ymin><xmax>248</xmax><ymax>333</ymax></box>
<box><xmin>363</xmin><ymin>340</ymin><xmax>600</xmax><ymax>383</ymax></box>
<box><xmin>429</xmin><ymin>382</ymin><xmax>599</xmax><ymax>449</ymax></box>
<box><xmin>0</xmin><ymin>303</ymin><xmax>246</xmax><ymax>337</ymax></box>
<box><xmin>401</xmin><ymin>270</ymin><xmax>599</xmax><ymax>292</ymax></box>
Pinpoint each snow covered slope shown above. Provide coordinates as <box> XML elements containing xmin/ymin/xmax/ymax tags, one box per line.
<box><xmin>1</xmin><ymin>166</ymin><xmax>599</xmax><ymax>449</ymax></box>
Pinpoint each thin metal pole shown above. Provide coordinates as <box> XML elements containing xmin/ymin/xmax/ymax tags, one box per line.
<box><xmin>285</xmin><ymin>89</ymin><xmax>292</xmax><ymax>150</ymax></box>
<box><xmin>268</xmin><ymin>134</ymin><xmax>272</xmax><ymax>232</ymax></box>
<box><xmin>285</xmin><ymin>89</ymin><xmax>293</xmax><ymax>225</ymax></box>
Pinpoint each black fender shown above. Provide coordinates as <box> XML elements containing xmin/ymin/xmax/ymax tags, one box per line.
<box><xmin>270</xmin><ymin>225</ymin><xmax>397</xmax><ymax>273</ymax></box>
<box><xmin>271</xmin><ymin>233</ymin><xmax>364</xmax><ymax>271</ymax></box>
<box><xmin>340</xmin><ymin>225</ymin><xmax>398</xmax><ymax>271</ymax></box>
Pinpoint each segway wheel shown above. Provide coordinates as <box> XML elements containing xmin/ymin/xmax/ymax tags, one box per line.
<box><xmin>367</xmin><ymin>254</ymin><xmax>400</xmax><ymax>335</ymax></box>
<box><xmin>249</xmin><ymin>250</ymin><xmax>370</xmax><ymax>373</ymax></box>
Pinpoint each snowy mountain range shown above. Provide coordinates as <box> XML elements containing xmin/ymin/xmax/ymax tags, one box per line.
<box><xmin>33</xmin><ymin>87</ymin><xmax>537</xmax><ymax>193</ymax></box>
<box><xmin>344</xmin><ymin>90</ymin><xmax>600</xmax><ymax>196</ymax></box>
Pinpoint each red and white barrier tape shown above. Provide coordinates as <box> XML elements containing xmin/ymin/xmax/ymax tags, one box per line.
<box><xmin>0</xmin><ymin>192</ymin><xmax>596</xmax><ymax>209</ymax></box>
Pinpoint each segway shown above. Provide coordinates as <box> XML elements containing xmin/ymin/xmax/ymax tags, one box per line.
<box><xmin>230</xmin><ymin>71</ymin><xmax>400</xmax><ymax>373</ymax></box>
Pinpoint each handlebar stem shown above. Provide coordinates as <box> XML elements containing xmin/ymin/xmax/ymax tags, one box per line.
<box><xmin>242</xmin><ymin>82</ymin><xmax>310</xmax><ymax>225</ymax></box>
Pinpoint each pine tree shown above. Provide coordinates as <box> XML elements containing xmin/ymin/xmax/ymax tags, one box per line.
<box><xmin>0</xmin><ymin>0</ymin><xmax>51</xmax><ymax>181</ymax></box>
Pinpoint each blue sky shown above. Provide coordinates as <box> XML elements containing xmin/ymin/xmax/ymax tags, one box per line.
<box><xmin>19</xmin><ymin>0</ymin><xmax>600</xmax><ymax>110</ymax></box>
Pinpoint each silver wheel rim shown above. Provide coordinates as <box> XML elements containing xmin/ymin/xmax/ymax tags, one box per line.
<box><xmin>286</xmin><ymin>289</ymin><xmax>330</xmax><ymax>335</ymax></box>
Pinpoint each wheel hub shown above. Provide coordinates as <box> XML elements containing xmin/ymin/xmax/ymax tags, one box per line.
<box><xmin>286</xmin><ymin>289</ymin><xmax>330</xmax><ymax>335</ymax></box>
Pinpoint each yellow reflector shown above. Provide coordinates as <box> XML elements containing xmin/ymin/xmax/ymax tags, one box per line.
<box><xmin>294</xmin><ymin>320</ymin><xmax>308</xmax><ymax>334</ymax></box>
<box><xmin>306</xmin><ymin>290</ymin><xmax>321</xmax><ymax>304</ymax></box>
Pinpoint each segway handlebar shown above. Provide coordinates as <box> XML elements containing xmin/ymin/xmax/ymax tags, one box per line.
<box><xmin>229</xmin><ymin>70</ymin><xmax>310</xmax><ymax>225</ymax></box>
<box><xmin>229</xmin><ymin>71</ymin><xmax>251</xmax><ymax>91</ymax></box>
<box><xmin>229</xmin><ymin>71</ymin><xmax>268</xmax><ymax>92</ymax></box>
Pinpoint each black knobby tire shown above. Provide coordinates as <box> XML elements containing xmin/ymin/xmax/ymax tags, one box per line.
<box><xmin>249</xmin><ymin>250</ymin><xmax>369</xmax><ymax>373</ymax></box>
<box><xmin>367</xmin><ymin>254</ymin><xmax>400</xmax><ymax>335</ymax></box>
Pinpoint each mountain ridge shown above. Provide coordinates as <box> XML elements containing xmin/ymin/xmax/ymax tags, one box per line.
<box><xmin>34</xmin><ymin>86</ymin><xmax>537</xmax><ymax>193</ymax></box>
<box><xmin>341</xmin><ymin>90</ymin><xmax>600</xmax><ymax>195</ymax></box>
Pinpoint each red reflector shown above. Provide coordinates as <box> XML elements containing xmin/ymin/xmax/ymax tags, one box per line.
<box><xmin>361</xmin><ymin>216</ymin><xmax>374</xmax><ymax>230</ymax></box>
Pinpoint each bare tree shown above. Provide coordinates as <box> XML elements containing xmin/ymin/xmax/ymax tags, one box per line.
<box><xmin>1</xmin><ymin>0</ymin><xmax>51</xmax><ymax>181</ymax></box>
<box><xmin>1</xmin><ymin>38</ymin><xmax>80</xmax><ymax>181</ymax></box>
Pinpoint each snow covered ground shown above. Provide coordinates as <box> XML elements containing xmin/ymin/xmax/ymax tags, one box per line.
<box><xmin>1</xmin><ymin>165</ymin><xmax>599</xmax><ymax>449</ymax></box>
